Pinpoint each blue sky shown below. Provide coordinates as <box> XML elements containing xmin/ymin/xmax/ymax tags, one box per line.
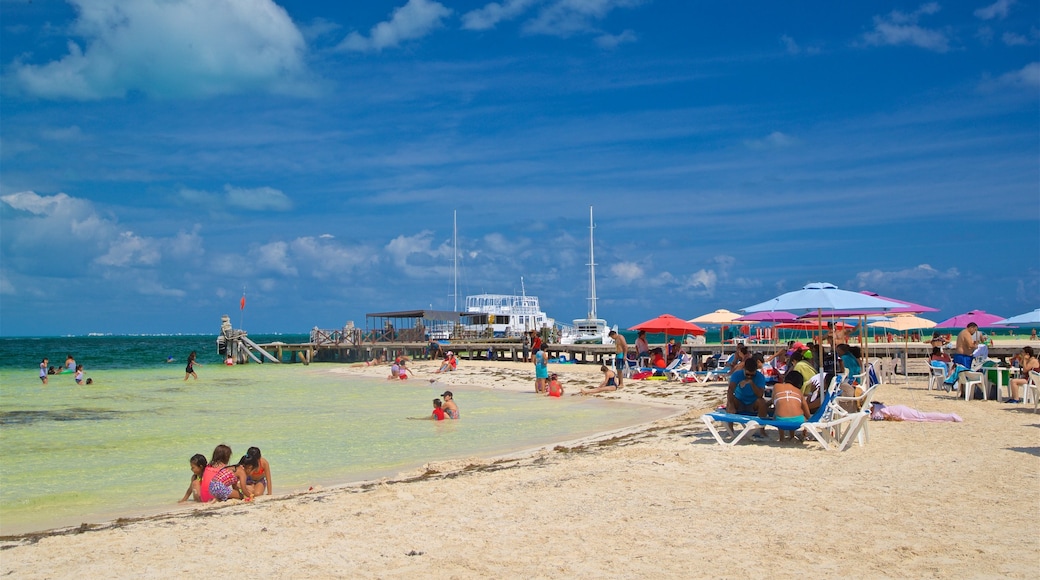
<box><xmin>1</xmin><ymin>0</ymin><xmax>1037</xmax><ymax>336</ymax></box>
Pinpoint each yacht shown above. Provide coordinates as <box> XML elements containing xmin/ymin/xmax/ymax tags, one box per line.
<box><xmin>465</xmin><ymin>284</ymin><xmax>556</xmax><ymax>338</ymax></box>
<box><xmin>560</xmin><ymin>207</ymin><xmax>616</xmax><ymax>345</ymax></box>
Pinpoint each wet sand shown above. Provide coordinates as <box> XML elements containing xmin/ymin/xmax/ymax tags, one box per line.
<box><xmin>2</xmin><ymin>357</ymin><xmax>1037</xmax><ymax>578</ymax></box>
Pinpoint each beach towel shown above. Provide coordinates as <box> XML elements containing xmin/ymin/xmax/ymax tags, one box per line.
<box><xmin>870</xmin><ymin>403</ymin><xmax>962</xmax><ymax>423</ymax></box>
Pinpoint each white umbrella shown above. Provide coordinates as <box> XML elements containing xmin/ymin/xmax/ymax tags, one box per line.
<box><xmin>994</xmin><ymin>308</ymin><xmax>1040</xmax><ymax>326</ymax></box>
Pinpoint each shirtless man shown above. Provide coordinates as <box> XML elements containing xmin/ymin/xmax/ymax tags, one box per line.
<box><xmin>954</xmin><ymin>322</ymin><xmax>979</xmax><ymax>370</ymax></box>
<box><xmin>440</xmin><ymin>391</ymin><xmax>460</xmax><ymax>419</ymax></box>
<box><xmin>608</xmin><ymin>330</ymin><xmax>627</xmax><ymax>388</ymax></box>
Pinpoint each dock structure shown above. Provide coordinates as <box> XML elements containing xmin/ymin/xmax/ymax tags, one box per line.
<box><xmin>221</xmin><ymin>314</ymin><xmax>1029</xmax><ymax>373</ymax></box>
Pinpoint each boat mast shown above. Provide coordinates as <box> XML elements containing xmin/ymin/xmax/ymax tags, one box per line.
<box><xmin>587</xmin><ymin>206</ymin><xmax>597</xmax><ymax>320</ymax></box>
<box><xmin>453</xmin><ymin>210</ymin><xmax>458</xmax><ymax>312</ymax></box>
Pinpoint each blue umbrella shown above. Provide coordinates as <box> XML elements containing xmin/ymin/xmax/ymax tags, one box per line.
<box><xmin>742</xmin><ymin>282</ymin><xmax>906</xmax><ymax>314</ymax></box>
<box><xmin>994</xmin><ymin>308</ymin><xmax>1040</xmax><ymax>326</ymax></box>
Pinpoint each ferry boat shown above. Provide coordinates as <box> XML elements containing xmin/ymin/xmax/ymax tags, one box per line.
<box><xmin>560</xmin><ymin>206</ymin><xmax>616</xmax><ymax>345</ymax></box>
<box><xmin>464</xmin><ymin>287</ymin><xmax>556</xmax><ymax>339</ymax></box>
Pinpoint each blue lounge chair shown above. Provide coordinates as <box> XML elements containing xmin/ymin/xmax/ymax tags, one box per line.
<box><xmin>700</xmin><ymin>383</ymin><xmax>869</xmax><ymax>451</ymax></box>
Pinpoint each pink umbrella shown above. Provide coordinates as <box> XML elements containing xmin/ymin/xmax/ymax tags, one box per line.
<box><xmin>819</xmin><ymin>291</ymin><xmax>938</xmax><ymax>317</ymax></box>
<box><xmin>736</xmin><ymin>311</ymin><xmax>797</xmax><ymax>323</ymax></box>
<box><xmin>935</xmin><ymin>310</ymin><xmax>1007</xmax><ymax>328</ymax></box>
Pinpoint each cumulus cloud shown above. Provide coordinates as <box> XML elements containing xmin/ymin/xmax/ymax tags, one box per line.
<box><xmin>780</xmin><ymin>34</ymin><xmax>820</xmax><ymax>55</ymax></box>
<box><xmin>595</xmin><ymin>29</ymin><xmax>636</xmax><ymax>49</ymax></box>
<box><xmin>684</xmin><ymin>269</ymin><xmax>718</xmax><ymax>294</ymax></box>
<box><xmin>862</xmin><ymin>2</ymin><xmax>951</xmax><ymax>53</ymax></box>
<box><xmin>462</xmin><ymin>0</ymin><xmax>540</xmax><ymax>30</ymax></box>
<box><xmin>524</xmin><ymin>0</ymin><xmax>644</xmax><ymax>37</ymax></box>
<box><xmin>385</xmin><ymin>230</ymin><xmax>453</xmax><ymax>269</ymax></box>
<box><xmin>95</xmin><ymin>231</ymin><xmax>162</xmax><ymax>267</ymax></box>
<box><xmin>744</xmin><ymin>131</ymin><xmax>798</xmax><ymax>150</ymax></box>
<box><xmin>338</xmin><ymin>0</ymin><xmax>451</xmax><ymax>52</ymax></box>
<box><xmin>253</xmin><ymin>241</ymin><xmax>297</xmax><ymax>276</ymax></box>
<box><xmin>288</xmin><ymin>236</ymin><xmax>375</xmax><ymax>279</ymax></box>
<box><xmin>611</xmin><ymin>261</ymin><xmax>644</xmax><ymax>283</ymax></box>
<box><xmin>974</xmin><ymin>0</ymin><xmax>1014</xmax><ymax>20</ymax></box>
<box><xmin>853</xmin><ymin>264</ymin><xmax>960</xmax><ymax>288</ymax></box>
<box><xmin>1002</xmin><ymin>29</ymin><xmax>1038</xmax><ymax>46</ymax></box>
<box><xmin>8</xmin><ymin>0</ymin><xmax>307</xmax><ymax>100</ymax></box>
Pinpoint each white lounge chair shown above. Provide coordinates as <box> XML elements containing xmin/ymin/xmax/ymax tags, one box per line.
<box><xmin>1026</xmin><ymin>371</ymin><xmax>1040</xmax><ymax>412</ymax></box>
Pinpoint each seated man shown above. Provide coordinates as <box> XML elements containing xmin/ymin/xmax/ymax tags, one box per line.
<box><xmin>726</xmin><ymin>357</ymin><xmax>767</xmax><ymax>417</ymax></box>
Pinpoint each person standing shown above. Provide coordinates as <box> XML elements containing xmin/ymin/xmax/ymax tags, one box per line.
<box><xmin>65</xmin><ymin>354</ymin><xmax>76</xmax><ymax>373</ymax></box>
<box><xmin>522</xmin><ymin>331</ymin><xmax>531</xmax><ymax>363</ymax></box>
<box><xmin>954</xmin><ymin>323</ymin><xmax>979</xmax><ymax>369</ymax></box>
<box><xmin>635</xmin><ymin>331</ymin><xmax>650</xmax><ymax>360</ymax></box>
<box><xmin>39</xmin><ymin>358</ymin><xmax>49</xmax><ymax>384</ymax></box>
<box><xmin>533</xmin><ymin>345</ymin><xmax>548</xmax><ymax>393</ymax></box>
<box><xmin>608</xmin><ymin>330</ymin><xmax>627</xmax><ymax>388</ymax></box>
<box><xmin>184</xmin><ymin>350</ymin><xmax>198</xmax><ymax>380</ymax></box>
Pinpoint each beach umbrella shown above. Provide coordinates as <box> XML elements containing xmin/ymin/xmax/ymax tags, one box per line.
<box><xmin>736</xmin><ymin>311</ymin><xmax>797</xmax><ymax>323</ymax></box>
<box><xmin>934</xmin><ymin>310</ymin><xmax>1007</xmax><ymax>328</ymax></box>
<box><xmin>690</xmin><ymin>309</ymin><xmax>749</xmax><ymax>353</ymax></box>
<box><xmin>630</xmin><ymin>314</ymin><xmax>706</xmax><ymax>335</ymax></box>
<box><xmin>776</xmin><ymin>320</ymin><xmax>856</xmax><ymax>331</ymax></box>
<box><xmin>819</xmin><ymin>291</ymin><xmax>938</xmax><ymax>317</ymax></box>
<box><xmin>689</xmin><ymin>309</ymin><xmax>744</xmax><ymax>324</ymax></box>
<box><xmin>869</xmin><ymin>314</ymin><xmax>938</xmax><ymax>382</ymax></box>
<box><xmin>743</xmin><ymin>282</ymin><xmax>904</xmax><ymax>368</ymax></box>
<box><xmin>742</xmin><ymin>282</ymin><xmax>906</xmax><ymax>314</ymax></box>
<box><xmin>994</xmin><ymin>308</ymin><xmax>1040</xmax><ymax>326</ymax></box>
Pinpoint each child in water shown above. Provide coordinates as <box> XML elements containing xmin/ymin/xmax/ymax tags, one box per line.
<box><xmin>546</xmin><ymin>373</ymin><xmax>564</xmax><ymax>397</ymax></box>
<box><xmin>179</xmin><ymin>454</ymin><xmax>208</xmax><ymax>503</ymax></box>
<box><xmin>244</xmin><ymin>446</ymin><xmax>272</xmax><ymax>496</ymax></box>
<box><xmin>74</xmin><ymin>364</ymin><xmax>84</xmax><ymax>385</ymax></box>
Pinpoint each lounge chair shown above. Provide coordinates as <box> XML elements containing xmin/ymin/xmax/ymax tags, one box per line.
<box><xmin>700</xmin><ymin>386</ymin><xmax>868</xmax><ymax>451</ymax></box>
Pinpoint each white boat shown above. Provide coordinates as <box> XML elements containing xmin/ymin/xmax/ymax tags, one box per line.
<box><xmin>560</xmin><ymin>207</ymin><xmax>616</xmax><ymax>345</ymax></box>
<box><xmin>464</xmin><ymin>284</ymin><xmax>556</xmax><ymax>339</ymax></box>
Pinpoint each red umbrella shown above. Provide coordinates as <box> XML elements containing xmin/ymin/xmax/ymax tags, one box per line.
<box><xmin>629</xmin><ymin>314</ymin><xmax>706</xmax><ymax>335</ymax></box>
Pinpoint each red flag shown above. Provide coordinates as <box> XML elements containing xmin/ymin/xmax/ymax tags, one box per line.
<box><xmin>240</xmin><ymin>295</ymin><xmax>246</xmax><ymax>311</ymax></box>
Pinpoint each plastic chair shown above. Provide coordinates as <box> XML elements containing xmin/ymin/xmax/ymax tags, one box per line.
<box><xmin>959</xmin><ymin>371</ymin><xmax>986</xmax><ymax>401</ymax></box>
<box><xmin>927</xmin><ymin>361</ymin><xmax>949</xmax><ymax>391</ymax></box>
<box><xmin>1026</xmin><ymin>371</ymin><xmax>1040</xmax><ymax>412</ymax></box>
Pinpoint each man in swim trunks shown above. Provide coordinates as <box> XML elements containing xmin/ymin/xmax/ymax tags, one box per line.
<box><xmin>441</xmin><ymin>391</ymin><xmax>459</xmax><ymax>419</ymax></box>
<box><xmin>608</xmin><ymin>330</ymin><xmax>626</xmax><ymax>388</ymax></box>
<box><xmin>954</xmin><ymin>322</ymin><xmax>978</xmax><ymax>370</ymax></box>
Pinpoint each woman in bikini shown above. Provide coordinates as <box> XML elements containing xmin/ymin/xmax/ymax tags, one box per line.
<box><xmin>771</xmin><ymin>371</ymin><xmax>811</xmax><ymax>442</ymax></box>
<box><xmin>1007</xmin><ymin>346</ymin><xmax>1038</xmax><ymax>404</ymax></box>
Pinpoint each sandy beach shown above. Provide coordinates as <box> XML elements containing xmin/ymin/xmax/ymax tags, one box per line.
<box><xmin>2</xmin><ymin>357</ymin><xmax>1037</xmax><ymax>578</ymax></box>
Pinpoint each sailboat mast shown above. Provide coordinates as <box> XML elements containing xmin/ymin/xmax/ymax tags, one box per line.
<box><xmin>453</xmin><ymin>210</ymin><xmax>458</xmax><ymax>312</ymax></box>
<box><xmin>588</xmin><ymin>206</ymin><xmax>597</xmax><ymax>320</ymax></box>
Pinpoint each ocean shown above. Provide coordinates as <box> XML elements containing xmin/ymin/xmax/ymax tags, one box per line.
<box><xmin>0</xmin><ymin>335</ymin><xmax>671</xmax><ymax>535</ymax></box>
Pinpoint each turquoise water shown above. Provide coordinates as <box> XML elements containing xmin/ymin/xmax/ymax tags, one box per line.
<box><xmin>0</xmin><ymin>345</ymin><xmax>670</xmax><ymax>535</ymax></box>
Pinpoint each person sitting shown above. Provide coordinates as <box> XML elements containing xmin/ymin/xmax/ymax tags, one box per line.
<box><xmin>928</xmin><ymin>331</ymin><xmax>949</xmax><ymax>349</ymax></box>
<box><xmin>1007</xmin><ymin>346</ymin><xmax>1038</xmax><ymax>404</ymax></box>
<box><xmin>726</xmin><ymin>357</ymin><xmax>767</xmax><ymax>417</ymax></box>
<box><xmin>771</xmin><ymin>371</ymin><xmax>811</xmax><ymax>442</ymax></box>
<box><xmin>581</xmin><ymin>365</ymin><xmax>619</xmax><ymax>395</ymax></box>
<box><xmin>929</xmin><ymin>346</ymin><xmax>952</xmax><ymax>367</ymax></box>
<box><xmin>835</xmin><ymin>343</ymin><xmax>862</xmax><ymax>384</ymax></box>
<box><xmin>546</xmin><ymin>374</ymin><xmax>564</xmax><ymax>397</ymax></box>
<box><xmin>434</xmin><ymin>352</ymin><xmax>457</xmax><ymax>374</ymax></box>
<box><xmin>650</xmin><ymin>349</ymin><xmax>667</xmax><ymax>370</ymax></box>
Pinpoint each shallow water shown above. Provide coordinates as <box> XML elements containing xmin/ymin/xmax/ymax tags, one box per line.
<box><xmin>0</xmin><ymin>361</ymin><xmax>670</xmax><ymax>535</ymax></box>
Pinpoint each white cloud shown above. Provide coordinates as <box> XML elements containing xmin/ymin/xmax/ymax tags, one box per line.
<box><xmin>338</xmin><ymin>0</ymin><xmax>451</xmax><ymax>52</ymax></box>
<box><xmin>974</xmin><ymin>0</ymin><xmax>1014</xmax><ymax>20</ymax></box>
<box><xmin>1002</xmin><ymin>29</ymin><xmax>1037</xmax><ymax>46</ymax></box>
<box><xmin>253</xmin><ymin>241</ymin><xmax>297</xmax><ymax>276</ymax></box>
<box><xmin>8</xmin><ymin>0</ymin><xmax>307</xmax><ymax>100</ymax></box>
<box><xmin>611</xmin><ymin>261</ymin><xmax>644</xmax><ymax>283</ymax></box>
<box><xmin>744</xmin><ymin>131</ymin><xmax>798</xmax><ymax>150</ymax></box>
<box><xmin>853</xmin><ymin>264</ymin><xmax>960</xmax><ymax>288</ymax></box>
<box><xmin>595</xmin><ymin>29</ymin><xmax>636</xmax><ymax>49</ymax></box>
<box><xmin>0</xmin><ymin>273</ymin><xmax>14</xmax><ymax>296</ymax></box>
<box><xmin>996</xmin><ymin>62</ymin><xmax>1040</xmax><ymax>89</ymax></box>
<box><xmin>781</xmin><ymin>34</ymin><xmax>801</xmax><ymax>54</ymax></box>
<box><xmin>386</xmin><ymin>230</ymin><xmax>451</xmax><ymax>268</ymax></box>
<box><xmin>95</xmin><ymin>231</ymin><xmax>162</xmax><ymax>267</ymax></box>
<box><xmin>40</xmin><ymin>126</ymin><xmax>85</xmax><ymax>141</ymax></box>
<box><xmin>289</xmin><ymin>236</ymin><xmax>374</xmax><ymax>279</ymax></box>
<box><xmin>684</xmin><ymin>269</ymin><xmax>717</xmax><ymax>294</ymax></box>
<box><xmin>524</xmin><ymin>0</ymin><xmax>644</xmax><ymax>38</ymax></box>
<box><xmin>223</xmin><ymin>185</ymin><xmax>293</xmax><ymax>211</ymax></box>
<box><xmin>862</xmin><ymin>3</ymin><xmax>951</xmax><ymax>53</ymax></box>
<box><xmin>177</xmin><ymin>185</ymin><xmax>293</xmax><ymax>212</ymax></box>
<box><xmin>462</xmin><ymin>0</ymin><xmax>540</xmax><ymax>31</ymax></box>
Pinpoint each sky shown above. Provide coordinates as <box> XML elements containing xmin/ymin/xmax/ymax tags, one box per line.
<box><xmin>1</xmin><ymin>0</ymin><xmax>1037</xmax><ymax>337</ymax></box>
